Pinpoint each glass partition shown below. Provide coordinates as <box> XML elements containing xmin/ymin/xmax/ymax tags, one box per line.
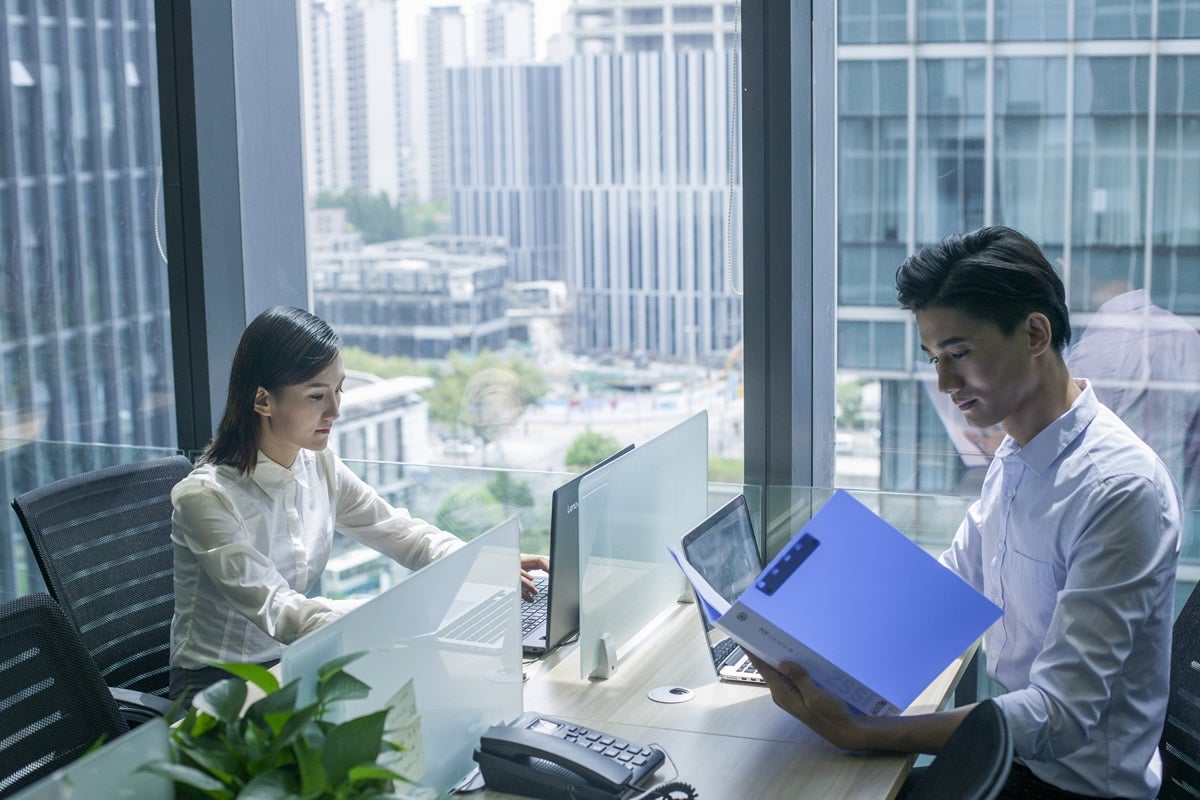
<box><xmin>576</xmin><ymin>411</ymin><xmax>709</xmax><ymax>678</ymax></box>
<box><xmin>281</xmin><ymin>517</ymin><xmax>522</xmax><ymax>794</ymax></box>
<box><xmin>7</xmin><ymin>717</ymin><xmax>172</xmax><ymax>800</ymax></box>
<box><xmin>0</xmin><ymin>439</ymin><xmax>183</xmax><ymax>602</ymax></box>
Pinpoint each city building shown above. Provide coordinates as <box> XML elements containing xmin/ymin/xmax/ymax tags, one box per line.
<box><xmin>446</xmin><ymin>63</ymin><xmax>565</xmax><ymax>284</ymax></box>
<box><xmin>312</xmin><ymin>233</ymin><xmax>510</xmax><ymax>360</ymax></box>
<box><xmin>830</xmin><ymin>6</ymin><xmax>1200</xmax><ymax>510</ymax></box>
<box><xmin>417</xmin><ymin>5</ymin><xmax>468</xmax><ymax>204</ymax></box>
<box><xmin>0</xmin><ymin>0</ymin><xmax>174</xmax><ymax>597</ymax></box>
<box><xmin>300</xmin><ymin>0</ymin><xmax>415</xmax><ymax>204</ymax></box>
<box><xmin>561</xmin><ymin>1</ymin><xmax>743</xmax><ymax>362</ymax></box>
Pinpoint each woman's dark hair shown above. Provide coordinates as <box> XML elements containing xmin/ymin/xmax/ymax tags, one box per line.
<box><xmin>895</xmin><ymin>226</ymin><xmax>1071</xmax><ymax>353</ymax></box>
<box><xmin>200</xmin><ymin>306</ymin><xmax>342</xmax><ymax>474</ymax></box>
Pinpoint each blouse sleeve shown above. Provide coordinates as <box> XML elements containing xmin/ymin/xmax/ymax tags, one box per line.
<box><xmin>328</xmin><ymin>455</ymin><xmax>464</xmax><ymax>569</ymax></box>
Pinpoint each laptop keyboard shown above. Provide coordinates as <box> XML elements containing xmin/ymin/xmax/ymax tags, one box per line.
<box><xmin>521</xmin><ymin>576</ymin><xmax>550</xmax><ymax>636</ymax></box>
<box><xmin>439</xmin><ymin>577</ymin><xmax>550</xmax><ymax>644</ymax></box>
<box><xmin>712</xmin><ymin>636</ymin><xmax>740</xmax><ymax>664</ymax></box>
<box><xmin>440</xmin><ymin>589</ymin><xmax>512</xmax><ymax>644</ymax></box>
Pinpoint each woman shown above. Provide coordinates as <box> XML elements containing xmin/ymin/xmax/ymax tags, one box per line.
<box><xmin>169</xmin><ymin>306</ymin><xmax>547</xmax><ymax>703</ymax></box>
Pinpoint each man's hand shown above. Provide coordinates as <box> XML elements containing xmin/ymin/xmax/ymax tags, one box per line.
<box><xmin>745</xmin><ymin>654</ymin><xmax>865</xmax><ymax>751</ymax></box>
<box><xmin>520</xmin><ymin>554</ymin><xmax>550</xmax><ymax>601</ymax></box>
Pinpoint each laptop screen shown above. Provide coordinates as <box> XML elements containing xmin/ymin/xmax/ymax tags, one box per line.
<box><xmin>680</xmin><ymin>494</ymin><xmax>762</xmax><ymax>604</ymax></box>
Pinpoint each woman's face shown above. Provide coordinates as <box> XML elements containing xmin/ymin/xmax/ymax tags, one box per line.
<box><xmin>254</xmin><ymin>353</ymin><xmax>345</xmax><ymax>467</ymax></box>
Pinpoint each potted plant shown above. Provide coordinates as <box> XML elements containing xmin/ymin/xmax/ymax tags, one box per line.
<box><xmin>145</xmin><ymin>653</ymin><xmax>431</xmax><ymax>799</ymax></box>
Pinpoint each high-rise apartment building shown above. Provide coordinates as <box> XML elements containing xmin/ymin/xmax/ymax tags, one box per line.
<box><xmin>0</xmin><ymin>0</ymin><xmax>174</xmax><ymax>596</ymax></box>
<box><xmin>417</xmin><ymin>6</ymin><xmax>468</xmax><ymax>204</ymax></box>
<box><xmin>447</xmin><ymin>63</ymin><xmax>564</xmax><ymax>284</ymax></box>
<box><xmin>561</xmin><ymin>1</ymin><xmax>743</xmax><ymax>362</ymax></box>
<box><xmin>476</xmin><ymin>0</ymin><xmax>536</xmax><ymax>62</ymax></box>
<box><xmin>301</xmin><ymin>0</ymin><xmax>414</xmax><ymax>203</ymax></box>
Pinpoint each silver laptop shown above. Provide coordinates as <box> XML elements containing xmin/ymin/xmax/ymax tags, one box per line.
<box><xmin>680</xmin><ymin>494</ymin><xmax>764</xmax><ymax>684</ymax></box>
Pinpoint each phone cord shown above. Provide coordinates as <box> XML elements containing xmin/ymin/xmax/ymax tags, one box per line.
<box><xmin>628</xmin><ymin>780</ymin><xmax>699</xmax><ymax>800</ymax></box>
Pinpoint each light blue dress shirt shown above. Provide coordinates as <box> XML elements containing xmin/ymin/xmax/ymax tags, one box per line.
<box><xmin>940</xmin><ymin>380</ymin><xmax>1181</xmax><ymax>799</ymax></box>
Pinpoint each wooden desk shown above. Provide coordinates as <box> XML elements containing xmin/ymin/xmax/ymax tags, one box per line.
<box><xmin>478</xmin><ymin>602</ymin><xmax>971</xmax><ymax>799</ymax></box>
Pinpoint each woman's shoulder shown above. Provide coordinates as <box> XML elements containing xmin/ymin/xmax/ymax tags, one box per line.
<box><xmin>171</xmin><ymin>460</ymin><xmax>244</xmax><ymax>503</ymax></box>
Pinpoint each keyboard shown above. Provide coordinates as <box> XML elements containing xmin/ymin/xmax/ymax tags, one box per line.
<box><xmin>521</xmin><ymin>576</ymin><xmax>550</xmax><ymax>636</ymax></box>
<box><xmin>439</xmin><ymin>589</ymin><xmax>513</xmax><ymax>645</ymax></box>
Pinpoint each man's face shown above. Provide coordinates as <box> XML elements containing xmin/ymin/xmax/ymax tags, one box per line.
<box><xmin>916</xmin><ymin>307</ymin><xmax>1038</xmax><ymax>432</ymax></box>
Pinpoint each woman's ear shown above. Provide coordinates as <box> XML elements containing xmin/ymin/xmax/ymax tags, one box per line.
<box><xmin>253</xmin><ymin>387</ymin><xmax>272</xmax><ymax>418</ymax></box>
<box><xmin>1025</xmin><ymin>312</ymin><xmax>1053</xmax><ymax>357</ymax></box>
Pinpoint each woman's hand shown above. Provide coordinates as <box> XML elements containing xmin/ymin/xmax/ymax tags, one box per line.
<box><xmin>745</xmin><ymin>654</ymin><xmax>866</xmax><ymax>751</ymax></box>
<box><xmin>520</xmin><ymin>554</ymin><xmax>550</xmax><ymax>601</ymax></box>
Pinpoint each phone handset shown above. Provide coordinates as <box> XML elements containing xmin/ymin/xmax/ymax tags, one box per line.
<box><xmin>479</xmin><ymin>724</ymin><xmax>633</xmax><ymax>793</ymax></box>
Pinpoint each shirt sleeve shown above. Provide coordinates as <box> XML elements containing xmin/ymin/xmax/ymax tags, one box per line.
<box><xmin>172</xmin><ymin>475</ymin><xmax>362</xmax><ymax>645</ymax></box>
<box><xmin>993</xmin><ymin>474</ymin><xmax>1180</xmax><ymax>762</ymax></box>
<box><xmin>939</xmin><ymin>498</ymin><xmax>985</xmax><ymax>592</ymax></box>
<box><xmin>329</xmin><ymin>455</ymin><xmax>464</xmax><ymax>569</ymax></box>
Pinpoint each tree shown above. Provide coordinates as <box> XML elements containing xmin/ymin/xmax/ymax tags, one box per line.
<box><xmin>315</xmin><ymin>189</ymin><xmax>450</xmax><ymax>243</ymax></box>
<box><xmin>488</xmin><ymin>471</ymin><xmax>534</xmax><ymax>508</ymax></box>
<box><xmin>434</xmin><ymin>485</ymin><xmax>505</xmax><ymax>539</ymax></box>
<box><xmin>564</xmin><ymin>431</ymin><xmax>622</xmax><ymax>471</ymax></box>
<box><xmin>341</xmin><ymin>346</ymin><xmax>431</xmax><ymax>380</ymax></box>
<box><xmin>422</xmin><ymin>351</ymin><xmax>549</xmax><ymax>448</ymax></box>
<box><xmin>708</xmin><ymin>456</ymin><xmax>744</xmax><ymax>483</ymax></box>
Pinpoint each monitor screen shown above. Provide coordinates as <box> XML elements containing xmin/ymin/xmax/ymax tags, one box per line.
<box><xmin>681</xmin><ymin>495</ymin><xmax>762</xmax><ymax>604</ymax></box>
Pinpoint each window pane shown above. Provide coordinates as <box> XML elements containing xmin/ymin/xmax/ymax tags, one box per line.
<box><xmin>832</xmin><ymin>3</ymin><xmax>1200</xmax><ymax>546</ymax></box>
<box><xmin>0</xmin><ymin>0</ymin><xmax>173</xmax><ymax>601</ymax></box>
<box><xmin>918</xmin><ymin>0</ymin><xmax>986</xmax><ymax>42</ymax></box>
<box><xmin>299</xmin><ymin>0</ymin><xmax>744</xmax><ymax>502</ymax></box>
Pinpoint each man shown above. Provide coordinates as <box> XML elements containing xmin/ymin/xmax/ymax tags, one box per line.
<box><xmin>751</xmin><ymin>227</ymin><xmax>1181</xmax><ymax>799</ymax></box>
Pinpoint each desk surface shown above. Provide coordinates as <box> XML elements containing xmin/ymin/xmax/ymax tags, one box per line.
<box><xmin>477</xmin><ymin>601</ymin><xmax>970</xmax><ymax>800</ymax></box>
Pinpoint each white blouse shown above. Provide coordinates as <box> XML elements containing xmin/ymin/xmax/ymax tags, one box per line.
<box><xmin>170</xmin><ymin>448</ymin><xmax>463</xmax><ymax>669</ymax></box>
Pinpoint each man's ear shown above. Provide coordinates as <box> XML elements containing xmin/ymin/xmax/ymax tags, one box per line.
<box><xmin>1025</xmin><ymin>312</ymin><xmax>1053</xmax><ymax>357</ymax></box>
<box><xmin>253</xmin><ymin>387</ymin><xmax>272</xmax><ymax>418</ymax></box>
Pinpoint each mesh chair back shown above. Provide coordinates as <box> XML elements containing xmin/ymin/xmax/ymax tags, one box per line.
<box><xmin>11</xmin><ymin>455</ymin><xmax>193</xmax><ymax>701</ymax></box>
<box><xmin>1161</xmin><ymin>583</ymin><xmax>1200</xmax><ymax>799</ymax></box>
<box><xmin>907</xmin><ymin>699</ymin><xmax>1011</xmax><ymax>800</ymax></box>
<box><xmin>0</xmin><ymin>593</ymin><xmax>129</xmax><ymax>798</ymax></box>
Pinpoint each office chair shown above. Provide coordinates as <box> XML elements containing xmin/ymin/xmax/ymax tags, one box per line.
<box><xmin>1160</xmin><ymin>582</ymin><xmax>1200</xmax><ymax>799</ymax></box>
<box><xmin>0</xmin><ymin>593</ymin><xmax>130</xmax><ymax>798</ymax></box>
<box><xmin>905</xmin><ymin>699</ymin><xmax>1011</xmax><ymax>800</ymax></box>
<box><xmin>11</xmin><ymin>455</ymin><xmax>193</xmax><ymax>723</ymax></box>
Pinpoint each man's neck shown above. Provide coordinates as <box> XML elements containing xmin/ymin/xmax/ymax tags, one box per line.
<box><xmin>1002</xmin><ymin>357</ymin><xmax>1080</xmax><ymax>447</ymax></box>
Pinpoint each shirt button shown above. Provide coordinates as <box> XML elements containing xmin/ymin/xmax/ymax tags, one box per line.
<box><xmin>1006</xmin><ymin>488</ymin><xmax>1016</xmax><ymax>498</ymax></box>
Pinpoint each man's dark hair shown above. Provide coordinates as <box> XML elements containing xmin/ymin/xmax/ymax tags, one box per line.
<box><xmin>200</xmin><ymin>306</ymin><xmax>342</xmax><ymax>474</ymax></box>
<box><xmin>895</xmin><ymin>226</ymin><xmax>1071</xmax><ymax>352</ymax></box>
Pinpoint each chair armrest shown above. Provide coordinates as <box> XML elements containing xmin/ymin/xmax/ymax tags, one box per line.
<box><xmin>109</xmin><ymin>686</ymin><xmax>180</xmax><ymax>725</ymax></box>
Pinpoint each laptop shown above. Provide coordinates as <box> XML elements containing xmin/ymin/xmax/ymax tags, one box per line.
<box><xmin>522</xmin><ymin>444</ymin><xmax>635</xmax><ymax>656</ymax></box>
<box><xmin>679</xmin><ymin>494</ymin><xmax>764</xmax><ymax>684</ymax></box>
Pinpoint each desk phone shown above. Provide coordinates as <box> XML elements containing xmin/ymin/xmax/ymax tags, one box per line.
<box><xmin>474</xmin><ymin>712</ymin><xmax>666</xmax><ymax>800</ymax></box>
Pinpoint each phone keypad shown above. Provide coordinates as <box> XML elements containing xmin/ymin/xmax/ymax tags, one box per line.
<box><xmin>553</xmin><ymin>723</ymin><xmax>658</xmax><ymax>771</ymax></box>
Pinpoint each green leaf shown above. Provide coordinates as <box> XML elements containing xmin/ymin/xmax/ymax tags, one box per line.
<box><xmin>317</xmin><ymin>669</ymin><xmax>371</xmax><ymax>706</ymax></box>
<box><xmin>194</xmin><ymin>678</ymin><xmax>248</xmax><ymax>724</ymax></box>
<box><xmin>140</xmin><ymin>761</ymin><xmax>229</xmax><ymax>793</ymax></box>
<box><xmin>238</xmin><ymin>768</ymin><xmax>297</xmax><ymax>800</ymax></box>
<box><xmin>316</xmin><ymin>651</ymin><xmax>366</xmax><ymax>683</ymax></box>
<box><xmin>215</xmin><ymin>662</ymin><xmax>280</xmax><ymax>696</ymax></box>
<box><xmin>178</xmin><ymin>743</ymin><xmax>240</xmax><ymax>784</ymax></box>
<box><xmin>347</xmin><ymin>764</ymin><xmax>410</xmax><ymax>783</ymax></box>
<box><xmin>321</xmin><ymin>709</ymin><xmax>389</xmax><ymax>787</ymax></box>
<box><xmin>293</xmin><ymin>736</ymin><xmax>329</xmax><ymax>795</ymax></box>
<box><xmin>246</xmin><ymin>679</ymin><xmax>300</xmax><ymax>732</ymax></box>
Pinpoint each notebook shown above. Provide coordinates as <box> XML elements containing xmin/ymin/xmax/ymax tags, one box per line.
<box><xmin>679</xmin><ymin>494</ymin><xmax>764</xmax><ymax>684</ymax></box>
<box><xmin>522</xmin><ymin>444</ymin><xmax>635</xmax><ymax>656</ymax></box>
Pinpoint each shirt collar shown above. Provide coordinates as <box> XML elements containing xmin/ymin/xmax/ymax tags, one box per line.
<box><xmin>998</xmin><ymin>379</ymin><xmax>1098</xmax><ymax>476</ymax></box>
<box><xmin>249</xmin><ymin>450</ymin><xmax>305</xmax><ymax>493</ymax></box>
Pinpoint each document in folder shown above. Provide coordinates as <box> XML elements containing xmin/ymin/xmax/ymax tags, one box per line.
<box><xmin>670</xmin><ymin>489</ymin><xmax>1001</xmax><ymax>716</ymax></box>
